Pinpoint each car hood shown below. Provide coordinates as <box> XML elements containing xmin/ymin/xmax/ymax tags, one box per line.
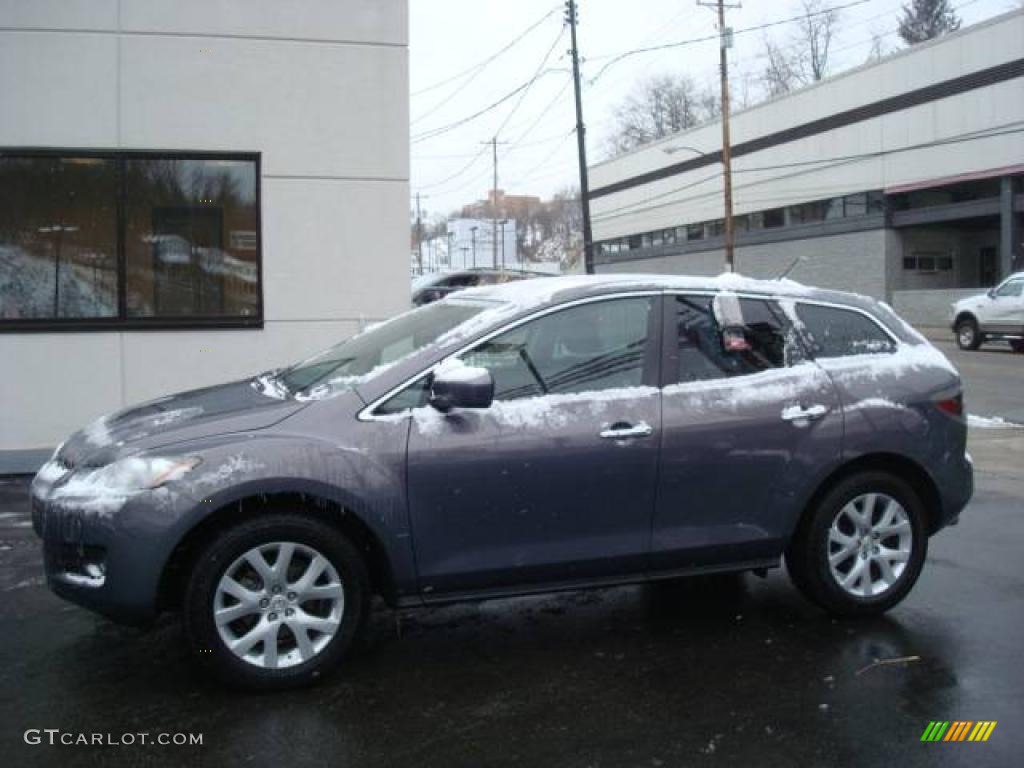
<box><xmin>56</xmin><ymin>378</ymin><xmax>307</xmax><ymax>467</ymax></box>
<box><xmin>953</xmin><ymin>292</ymin><xmax>989</xmax><ymax>309</ymax></box>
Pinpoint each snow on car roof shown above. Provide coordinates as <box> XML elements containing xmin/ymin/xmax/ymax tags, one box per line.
<box><xmin>457</xmin><ymin>272</ymin><xmax>820</xmax><ymax>307</ymax></box>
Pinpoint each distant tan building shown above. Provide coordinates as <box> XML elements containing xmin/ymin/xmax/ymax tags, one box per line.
<box><xmin>462</xmin><ymin>190</ymin><xmax>542</xmax><ymax>221</ymax></box>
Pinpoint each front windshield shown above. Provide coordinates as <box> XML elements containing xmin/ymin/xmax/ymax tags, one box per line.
<box><xmin>271</xmin><ymin>298</ymin><xmax>497</xmax><ymax>398</ymax></box>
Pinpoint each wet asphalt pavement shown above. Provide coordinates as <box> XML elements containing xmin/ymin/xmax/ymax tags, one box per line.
<box><xmin>1</xmin><ymin>343</ymin><xmax>1021</xmax><ymax>768</ymax></box>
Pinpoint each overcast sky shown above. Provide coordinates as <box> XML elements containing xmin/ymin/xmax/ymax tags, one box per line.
<box><xmin>409</xmin><ymin>0</ymin><xmax>1017</xmax><ymax>219</ymax></box>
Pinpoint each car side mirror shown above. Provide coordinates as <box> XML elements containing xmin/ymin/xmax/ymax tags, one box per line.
<box><xmin>987</xmin><ymin>288</ymin><xmax>997</xmax><ymax>299</ymax></box>
<box><xmin>429</xmin><ymin>365</ymin><xmax>494</xmax><ymax>412</ymax></box>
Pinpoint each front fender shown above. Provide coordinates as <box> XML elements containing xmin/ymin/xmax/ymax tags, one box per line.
<box><xmin>163</xmin><ymin>430</ymin><xmax>417</xmax><ymax>600</ymax></box>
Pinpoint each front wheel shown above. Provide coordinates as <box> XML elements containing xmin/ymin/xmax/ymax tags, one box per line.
<box><xmin>786</xmin><ymin>473</ymin><xmax>927</xmax><ymax>617</ymax></box>
<box><xmin>955</xmin><ymin>319</ymin><xmax>982</xmax><ymax>350</ymax></box>
<box><xmin>183</xmin><ymin>514</ymin><xmax>369</xmax><ymax>690</ymax></box>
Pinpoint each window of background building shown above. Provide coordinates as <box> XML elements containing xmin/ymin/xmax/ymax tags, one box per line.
<box><xmin>687</xmin><ymin>223</ymin><xmax>705</xmax><ymax>241</ymax></box>
<box><xmin>789</xmin><ymin>200</ymin><xmax>827</xmax><ymax>225</ymax></box>
<box><xmin>0</xmin><ymin>156</ymin><xmax>117</xmax><ymax>320</ymax></box>
<box><xmin>0</xmin><ymin>151</ymin><xmax>260</xmax><ymax>329</ymax></box>
<box><xmin>705</xmin><ymin>219</ymin><xmax>724</xmax><ymax>238</ymax></box>
<box><xmin>763</xmin><ymin>208</ymin><xmax>786</xmax><ymax>228</ymax></box>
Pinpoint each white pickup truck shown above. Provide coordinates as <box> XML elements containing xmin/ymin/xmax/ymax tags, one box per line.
<box><xmin>951</xmin><ymin>271</ymin><xmax>1024</xmax><ymax>352</ymax></box>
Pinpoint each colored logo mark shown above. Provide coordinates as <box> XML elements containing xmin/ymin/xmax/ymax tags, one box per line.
<box><xmin>921</xmin><ymin>721</ymin><xmax>997</xmax><ymax>742</ymax></box>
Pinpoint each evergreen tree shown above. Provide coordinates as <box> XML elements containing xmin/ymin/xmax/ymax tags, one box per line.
<box><xmin>897</xmin><ymin>0</ymin><xmax>961</xmax><ymax>45</ymax></box>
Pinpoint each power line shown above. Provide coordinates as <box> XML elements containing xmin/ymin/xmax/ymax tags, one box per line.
<box><xmin>410</xmin><ymin>6</ymin><xmax>561</xmax><ymax>97</ymax></box>
<box><xmin>411</xmin><ymin>66</ymin><xmax>566</xmax><ymax>144</ymax></box>
<box><xmin>588</xmin><ymin>0</ymin><xmax>872</xmax><ymax>83</ymax></box>
<box><xmin>415</xmin><ymin>29</ymin><xmax>566</xmax><ymax>192</ymax></box>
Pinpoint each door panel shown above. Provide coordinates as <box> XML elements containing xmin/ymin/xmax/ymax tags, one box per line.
<box><xmin>651</xmin><ymin>294</ymin><xmax>843</xmax><ymax>571</ymax></box>
<box><xmin>405</xmin><ymin>295</ymin><xmax>662</xmax><ymax>595</ymax></box>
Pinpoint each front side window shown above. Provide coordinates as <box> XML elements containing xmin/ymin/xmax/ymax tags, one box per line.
<box><xmin>0</xmin><ymin>151</ymin><xmax>260</xmax><ymax>328</ymax></box>
<box><xmin>795</xmin><ymin>303</ymin><xmax>896</xmax><ymax>358</ymax></box>
<box><xmin>460</xmin><ymin>297</ymin><xmax>654</xmax><ymax>401</ymax></box>
<box><xmin>671</xmin><ymin>294</ymin><xmax>795</xmax><ymax>384</ymax></box>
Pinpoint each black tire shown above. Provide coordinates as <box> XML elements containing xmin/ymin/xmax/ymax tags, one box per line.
<box><xmin>1011</xmin><ymin>340</ymin><xmax>1024</xmax><ymax>354</ymax></box>
<box><xmin>785</xmin><ymin>472</ymin><xmax>928</xmax><ymax>617</ymax></box>
<box><xmin>954</xmin><ymin>318</ymin><xmax>982</xmax><ymax>350</ymax></box>
<box><xmin>183</xmin><ymin>514</ymin><xmax>369</xmax><ymax>691</ymax></box>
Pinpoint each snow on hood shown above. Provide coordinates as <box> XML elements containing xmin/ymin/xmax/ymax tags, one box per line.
<box><xmin>58</xmin><ymin>379</ymin><xmax>305</xmax><ymax>467</ymax></box>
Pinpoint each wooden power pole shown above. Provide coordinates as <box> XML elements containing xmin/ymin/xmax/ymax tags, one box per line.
<box><xmin>699</xmin><ymin>0</ymin><xmax>740</xmax><ymax>272</ymax></box>
<box><xmin>566</xmin><ymin>0</ymin><xmax>595</xmax><ymax>274</ymax></box>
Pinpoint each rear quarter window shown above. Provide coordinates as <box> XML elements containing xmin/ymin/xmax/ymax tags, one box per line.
<box><xmin>795</xmin><ymin>303</ymin><xmax>897</xmax><ymax>358</ymax></box>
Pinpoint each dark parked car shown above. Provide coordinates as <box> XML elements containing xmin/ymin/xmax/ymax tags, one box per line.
<box><xmin>32</xmin><ymin>274</ymin><xmax>972</xmax><ymax>689</ymax></box>
<box><xmin>411</xmin><ymin>267</ymin><xmax>547</xmax><ymax>305</ymax></box>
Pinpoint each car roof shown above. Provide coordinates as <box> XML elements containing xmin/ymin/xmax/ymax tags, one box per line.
<box><xmin>456</xmin><ymin>272</ymin><xmax>871</xmax><ymax>311</ymax></box>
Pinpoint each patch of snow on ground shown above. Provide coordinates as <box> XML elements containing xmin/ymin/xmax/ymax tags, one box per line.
<box><xmin>967</xmin><ymin>414</ymin><xmax>1023</xmax><ymax>429</ymax></box>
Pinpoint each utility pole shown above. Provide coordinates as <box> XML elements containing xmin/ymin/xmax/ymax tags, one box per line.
<box><xmin>470</xmin><ymin>225</ymin><xmax>478</xmax><ymax>269</ymax></box>
<box><xmin>566</xmin><ymin>0</ymin><xmax>594</xmax><ymax>274</ymax></box>
<box><xmin>481</xmin><ymin>137</ymin><xmax>508</xmax><ymax>271</ymax></box>
<box><xmin>698</xmin><ymin>0</ymin><xmax>740</xmax><ymax>272</ymax></box>
<box><xmin>414</xmin><ymin>191</ymin><xmax>426</xmax><ymax>275</ymax></box>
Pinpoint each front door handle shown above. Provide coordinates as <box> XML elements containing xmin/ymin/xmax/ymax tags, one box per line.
<box><xmin>781</xmin><ymin>404</ymin><xmax>829</xmax><ymax>422</ymax></box>
<box><xmin>599</xmin><ymin>421</ymin><xmax>654</xmax><ymax>439</ymax></box>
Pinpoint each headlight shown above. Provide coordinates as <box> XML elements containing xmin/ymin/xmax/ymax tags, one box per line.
<box><xmin>73</xmin><ymin>456</ymin><xmax>202</xmax><ymax>493</ymax></box>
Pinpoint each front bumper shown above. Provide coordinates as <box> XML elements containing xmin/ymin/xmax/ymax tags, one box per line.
<box><xmin>31</xmin><ymin>472</ymin><xmax>190</xmax><ymax>626</ymax></box>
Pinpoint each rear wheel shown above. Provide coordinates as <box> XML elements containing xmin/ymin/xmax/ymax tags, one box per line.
<box><xmin>955</xmin><ymin>318</ymin><xmax>982</xmax><ymax>350</ymax></box>
<box><xmin>183</xmin><ymin>514</ymin><xmax>368</xmax><ymax>690</ymax></box>
<box><xmin>786</xmin><ymin>472</ymin><xmax>927</xmax><ymax>617</ymax></box>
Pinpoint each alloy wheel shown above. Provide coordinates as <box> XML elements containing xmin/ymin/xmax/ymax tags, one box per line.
<box><xmin>827</xmin><ymin>493</ymin><xmax>912</xmax><ymax>598</ymax></box>
<box><xmin>213</xmin><ymin>542</ymin><xmax>345</xmax><ymax>669</ymax></box>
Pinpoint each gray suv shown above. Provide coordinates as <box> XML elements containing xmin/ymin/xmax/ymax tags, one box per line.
<box><xmin>31</xmin><ymin>275</ymin><xmax>973</xmax><ymax>689</ymax></box>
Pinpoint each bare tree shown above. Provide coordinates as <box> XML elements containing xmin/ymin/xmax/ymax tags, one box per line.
<box><xmin>865</xmin><ymin>28</ymin><xmax>890</xmax><ymax>64</ymax></box>
<box><xmin>897</xmin><ymin>0</ymin><xmax>961</xmax><ymax>45</ymax></box>
<box><xmin>761</xmin><ymin>37</ymin><xmax>801</xmax><ymax>97</ymax></box>
<box><xmin>605</xmin><ymin>74</ymin><xmax>708</xmax><ymax>156</ymax></box>
<box><xmin>759</xmin><ymin>0</ymin><xmax>841</xmax><ymax>96</ymax></box>
<box><xmin>796</xmin><ymin>0</ymin><xmax>839</xmax><ymax>81</ymax></box>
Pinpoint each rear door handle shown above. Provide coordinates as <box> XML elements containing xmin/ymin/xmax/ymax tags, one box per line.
<box><xmin>781</xmin><ymin>404</ymin><xmax>829</xmax><ymax>422</ymax></box>
<box><xmin>599</xmin><ymin>421</ymin><xmax>654</xmax><ymax>439</ymax></box>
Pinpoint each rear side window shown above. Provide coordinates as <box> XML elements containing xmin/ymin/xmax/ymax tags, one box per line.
<box><xmin>795</xmin><ymin>303</ymin><xmax>896</xmax><ymax>358</ymax></box>
<box><xmin>671</xmin><ymin>295</ymin><xmax>795</xmax><ymax>384</ymax></box>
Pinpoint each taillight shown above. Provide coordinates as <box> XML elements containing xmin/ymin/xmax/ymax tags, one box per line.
<box><xmin>935</xmin><ymin>393</ymin><xmax>964</xmax><ymax>417</ymax></box>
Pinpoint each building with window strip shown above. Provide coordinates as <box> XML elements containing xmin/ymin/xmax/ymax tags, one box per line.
<box><xmin>0</xmin><ymin>1</ymin><xmax>409</xmax><ymax>471</ymax></box>
<box><xmin>588</xmin><ymin>10</ymin><xmax>1023</xmax><ymax>327</ymax></box>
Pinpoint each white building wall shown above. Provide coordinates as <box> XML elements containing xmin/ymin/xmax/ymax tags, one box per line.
<box><xmin>0</xmin><ymin>0</ymin><xmax>409</xmax><ymax>465</ymax></box>
<box><xmin>589</xmin><ymin>11</ymin><xmax>1024</xmax><ymax>241</ymax></box>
